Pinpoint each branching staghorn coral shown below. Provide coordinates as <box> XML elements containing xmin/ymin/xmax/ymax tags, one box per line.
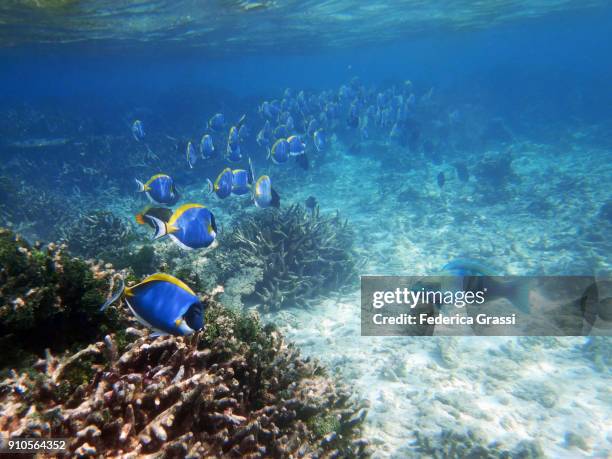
<box><xmin>215</xmin><ymin>204</ymin><xmax>358</xmax><ymax>311</ymax></box>
<box><xmin>58</xmin><ymin>210</ymin><xmax>135</xmax><ymax>263</ymax></box>
<box><xmin>0</xmin><ymin>302</ymin><xmax>369</xmax><ymax>458</ymax></box>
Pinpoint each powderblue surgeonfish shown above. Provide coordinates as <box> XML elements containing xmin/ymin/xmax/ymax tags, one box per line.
<box><xmin>132</xmin><ymin>120</ymin><xmax>145</xmax><ymax>141</ymax></box>
<box><xmin>227</xmin><ymin>126</ymin><xmax>242</xmax><ymax>162</ymax></box>
<box><xmin>186</xmin><ymin>141</ymin><xmax>198</xmax><ymax>168</ymax></box>
<box><xmin>313</xmin><ymin>129</ymin><xmax>326</xmax><ymax>152</ymax></box>
<box><xmin>269</xmin><ymin>138</ymin><xmax>290</xmax><ymax>164</ymax></box>
<box><xmin>231</xmin><ymin>160</ymin><xmax>255</xmax><ymax>195</ymax></box>
<box><xmin>437</xmin><ymin>258</ymin><xmax>531</xmax><ymax>313</ymax></box>
<box><xmin>145</xmin><ymin>203</ymin><xmax>217</xmax><ymax>250</ymax></box>
<box><xmin>227</xmin><ymin>143</ymin><xmax>241</xmax><ymax>162</ymax></box>
<box><xmin>307</xmin><ymin>118</ymin><xmax>318</xmax><ymax>137</ymax></box>
<box><xmin>207</xmin><ymin>167</ymin><xmax>233</xmax><ymax>199</ymax></box>
<box><xmin>135</xmin><ymin>174</ymin><xmax>180</xmax><ymax>206</ymax></box>
<box><xmin>273</xmin><ymin>124</ymin><xmax>289</xmax><ymax>140</ymax></box>
<box><xmin>209</xmin><ymin>113</ymin><xmax>225</xmax><ymax>131</ymax></box>
<box><xmin>200</xmin><ymin>134</ymin><xmax>215</xmax><ymax>159</ymax></box>
<box><xmin>259</xmin><ymin>101</ymin><xmax>273</xmax><ymax>119</ymax></box>
<box><xmin>287</xmin><ymin>135</ymin><xmax>306</xmax><ymax>156</ymax></box>
<box><xmin>257</xmin><ymin>120</ymin><xmax>272</xmax><ymax>147</ymax></box>
<box><xmin>238</xmin><ymin>124</ymin><xmax>249</xmax><ymax>140</ymax></box>
<box><xmin>253</xmin><ymin>175</ymin><xmax>280</xmax><ymax>208</ymax></box>
<box><xmin>228</xmin><ymin>125</ymin><xmax>239</xmax><ymax>147</ymax></box>
<box><xmin>99</xmin><ymin>273</ymin><xmax>204</xmax><ymax>336</ymax></box>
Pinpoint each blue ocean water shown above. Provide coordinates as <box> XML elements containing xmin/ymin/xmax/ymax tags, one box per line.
<box><xmin>1</xmin><ymin>1</ymin><xmax>611</xmax><ymax>457</ymax></box>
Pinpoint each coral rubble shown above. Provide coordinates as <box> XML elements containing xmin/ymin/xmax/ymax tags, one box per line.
<box><xmin>214</xmin><ymin>204</ymin><xmax>358</xmax><ymax>312</ymax></box>
<box><xmin>0</xmin><ymin>227</ymin><xmax>126</xmax><ymax>370</ymax></box>
<box><xmin>0</xmin><ymin>302</ymin><xmax>369</xmax><ymax>458</ymax></box>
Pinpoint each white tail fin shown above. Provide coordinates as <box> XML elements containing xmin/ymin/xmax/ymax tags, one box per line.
<box><xmin>99</xmin><ymin>276</ymin><xmax>125</xmax><ymax>311</ymax></box>
<box><xmin>206</xmin><ymin>179</ymin><xmax>213</xmax><ymax>195</ymax></box>
<box><xmin>146</xmin><ymin>215</ymin><xmax>168</xmax><ymax>240</ymax></box>
<box><xmin>135</xmin><ymin>178</ymin><xmax>145</xmax><ymax>192</ymax></box>
<box><xmin>248</xmin><ymin>157</ymin><xmax>255</xmax><ymax>184</ymax></box>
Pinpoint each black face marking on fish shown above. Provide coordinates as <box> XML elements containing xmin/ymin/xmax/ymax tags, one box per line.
<box><xmin>184</xmin><ymin>301</ymin><xmax>204</xmax><ymax>331</ymax></box>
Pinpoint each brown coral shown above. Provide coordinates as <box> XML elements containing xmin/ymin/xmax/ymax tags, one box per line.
<box><xmin>0</xmin><ymin>227</ymin><xmax>127</xmax><ymax>370</ymax></box>
<box><xmin>215</xmin><ymin>204</ymin><xmax>358</xmax><ymax>312</ymax></box>
<box><xmin>0</xmin><ymin>302</ymin><xmax>369</xmax><ymax>458</ymax></box>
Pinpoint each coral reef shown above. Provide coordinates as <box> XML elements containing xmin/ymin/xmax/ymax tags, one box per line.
<box><xmin>472</xmin><ymin>149</ymin><xmax>519</xmax><ymax>204</ymax></box>
<box><xmin>0</xmin><ymin>227</ymin><xmax>126</xmax><ymax>370</ymax></box>
<box><xmin>58</xmin><ymin>210</ymin><xmax>136</xmax><ymax>264</ymax></box>
<box><xmin>0</xmin><ymin>176</ymin><xmax>71</xmax><ymax>241</ymax></box>
<box><xmin>473</xmin><ymin>150</ymin><xmax>518</xmax><ymax>188</ymax></box>
<box><xmin>413</xmin><ymin>429</ymin><xmax>545</xmax><ymax>459</ymax></box>
<box><xmin>214</xmin><ymin>204</ymin><xmax>358</xmax><ymax>311</ymax></box>
<box><xmin>0</xmin><ymin>301</ymin><xmax>369</xmax><ymax>458</ymax></box>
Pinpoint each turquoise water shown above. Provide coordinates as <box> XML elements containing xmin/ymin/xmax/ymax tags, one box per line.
<box><xmin>1</xmin><ymin>1</ymin><xmax>611</xmax><ymax>457</ymax></box>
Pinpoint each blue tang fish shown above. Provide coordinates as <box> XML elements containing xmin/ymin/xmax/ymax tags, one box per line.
<box><xmin>270</xmin><ymin>138</ymin><xmax>290</xmax><ymax>164</ymax></box>
<box><xmin>135</xmin><ymin>174</ymin><xmax>179</xmax><ymax>206</ymax></box>
<box><xmin>146</xmin><ymin>203</ymin><xmax>217</xmax><ymax>250</ymax></box>
<box><xmin>132</xmin><ymin>120</ymin><xmax>145</xmax><ymax>141</ymax></box>
<box><xmin>207</xmin><ymin>167</ymin><xmax>233</xmax><ymax>199</ymax></box>
<box><xmin>200</xmin><ymin>134</ymin><xmax>215</xmax><ymax>159</ymax></box>
<box><xmin>100</xmin><ymin>273</ymin><xmax>204</xmax><ymax>336</ymax></box>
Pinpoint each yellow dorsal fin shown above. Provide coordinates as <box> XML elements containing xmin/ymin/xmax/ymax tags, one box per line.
<box><xmin>145</xmin><ymin>174</ymin><xmax>168</xmax><ymax>187</ymax></box>
<box><xmin>214</xmin><ymin>168</ymin><xmax>232</xmax><ymax>189</ymax></box>
<box><xmin>138</xmin><ymin>273</ymin><xmax>196</xmax><ymax>296</ymax></box>
<box><xmin>168</xmin><ymin>203</ymin><xmax>205</xmax><ymax>225</ymax></box>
